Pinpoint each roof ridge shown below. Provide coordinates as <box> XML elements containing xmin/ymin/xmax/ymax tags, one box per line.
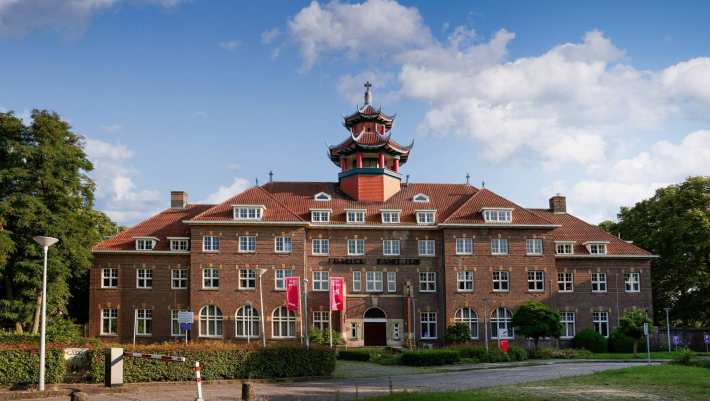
<box><xmin>256</xmin><ymin>185</ymin><xmax>306</xmax><ymax>222</ymax></box>
<box><xmin>442</xmin><ymin>188</ymin><xmax>481</xmax><ymax>223</ymax></box>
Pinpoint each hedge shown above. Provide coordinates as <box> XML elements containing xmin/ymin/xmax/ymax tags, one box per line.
<box><xmin>0</xmin><ymin>348</ymin><xmax>66</xmax><ymax>385</ymax></box>
<box><xmin>88</xmin><ymin>343</ymin><xmax>335</xmax><ymax>383</ymax></box>
<box><xmin>608</xmin><ymin>329</ymin><xmax>635</xmax><ymax>353</ymax></box>
<box><xmin>571</xmin><ymin>329</ymin><xmax>608</xmax><ymax>353</ymax></box>
<box><xmin>400</xmin><ymin>349</ymin><xmax>460</xmax><ymax>366</ymax></box>
<box><xmin>337</xmin><ymin>350</ymin><xmax>371</xmax><ymax>361</ymax></box>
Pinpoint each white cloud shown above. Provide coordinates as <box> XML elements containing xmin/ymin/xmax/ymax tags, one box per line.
<box><xmin>202</xmin><ymin>177</ymin><xmax>251</xmax><ymax>204</ymax></box>
<box><xmin>218</xmin><ymin>40</ymin><xmax>241</xmax><ymax>51</ymax></box>
<box><xmin>261</xmin><ymin>27</ymin><xmax>280</xmax><ymax>44</ymax></box>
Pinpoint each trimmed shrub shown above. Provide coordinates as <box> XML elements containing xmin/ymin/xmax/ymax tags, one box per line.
<box><xmin>671</xmin><ymin>348</ymin><xmax>695</xmax><ymax>366</ymax></box>
<box><xmin>485</xmin><ymin>348</ymin><xmax>510</xmax><ymax>363</ymax></box>
<box><xmin>400</xmin><ymin>349</ymin><xmax>460</xmax><ymax>366</ymax></box>
<box><xmin>609</xmin><ymin>328</ymin><xmax>635</xmax><ymax>353</ymax></box>
<box><xmin>528</xmin><ymin>346</ymin><xmax>555</xmax><ymax>359</ymax></box>
<box><xmin>444</xmin><ymin>323</ymin><xmax>471</xmax><ymax>344</ymax></box>
<box><xmin>507</xmin><ymin>345</ymin><xmax>528</xmax><ymax>361</ymax></box>
<box><xmin>453</xmin><ymin>345</ymin><xmax>488</xmax><ymax>360</ymax></box>
<box><xmin>309</xmin><ymin>327</ymin><xmax>343</xmax><ymax>346</ymax></box>
<box><xmin>572</xmin><ymin>329</ymin><xmax>608</xmax><ymax>353</ymax></box>
<box><xmin>0</xmin><ymin>348</ymin><xmax>66</xmax><ymax>385</ymax></box>
<box><xmin>337</xmin><ymin>350</ymin><xmax>370</xmax><ymax>361</ymax></box>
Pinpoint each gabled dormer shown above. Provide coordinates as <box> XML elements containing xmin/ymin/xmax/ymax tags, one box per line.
<box><xmin>232</xmin><ymin>204</ymin><xmax>265</xmax><ymax>221</ymax></box>
<box><xmin>134</xmin><ymin>236</ymin><xmax>158</xmax><ymax>251</ymax></box>
<box><xmin>314</xmin><ymin>192</ymin><xmax>332</xmax><ymax>201</ymax></box>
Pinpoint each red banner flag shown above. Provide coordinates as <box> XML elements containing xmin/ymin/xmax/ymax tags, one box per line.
<box><xmin>285</xmin><ymin>277</ymin><xmax>300</xmax><ymax>311</ymax></box>
<box><xmin>330</xmin><ymin>277</ymin><xmax>345</xmax><ymax>311</ymax></box>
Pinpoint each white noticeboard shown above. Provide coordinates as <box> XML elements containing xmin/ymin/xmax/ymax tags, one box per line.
<box><xmin>643</xmin><ymin>323</ymin><xmax>649</xmax><ymax>336</ymax></box>
<box><xmin>498</xmin><ymin>328</ymin><xmax>508</xmax><ymax>338</ymax></box>
<box><xmin>177</xmin><ymin>311</ymin><xmax>194</xmax><ymax>325</ymax></box>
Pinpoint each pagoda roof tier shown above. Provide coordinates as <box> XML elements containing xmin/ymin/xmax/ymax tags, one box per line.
<box><xmin>343</xmin><ymin>104</ymin><xmax>396</xmax><ymax>131</ymax></box>
<box><xmin>328</xmin><ymin>130</ymin><xmax>413</xmax><ymax>165</ymax></box>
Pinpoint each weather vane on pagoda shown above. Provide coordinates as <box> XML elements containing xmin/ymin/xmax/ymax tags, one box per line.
<box><xmin>364</xmin><ymin>81</ymin><xmax>373</xmax><ymax>105</ymax></box>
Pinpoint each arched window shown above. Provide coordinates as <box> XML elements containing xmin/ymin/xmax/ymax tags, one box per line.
<box><xmin>235</xmin><ymin>305</ymin><xmax>260</xmax><ymax>338</ymax></box>
<box><xmin>199</xmin><ymin>305</ymin><xmax>223</xmax><ymax>337</ymax></box>
<box><xmin>454</xmin><ymin>308</ymin><xmax>479</xmax><ymax>339</ymax></box>
<box><xmin>272</xmin><ymin>306</ymin><xmax>296</xmax><ymax>338</ymax></box>
<box><xmin>490</xmin><ymin>307</ymin><xmax>513</xmax><ymax>339</ymax></box>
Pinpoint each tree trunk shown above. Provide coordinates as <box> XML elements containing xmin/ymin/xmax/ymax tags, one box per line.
<box><xmin>15</xmin><ymin>321</ymin><xmax>24</xmax><ymax>333</ymax></box>
<box><xmin>534</xmin><ymin>337</ymin><xmax>539</xmax><ymax>349</ymax></box>
<box><xmin>31</xmin><ymin>292</ymin><xmax>42</xmax><ymax>334</ymax></box>
<box><xmin>633</xmin><ymin>340</ymin><xmax>639</xmax><ymax>356</ymax></box>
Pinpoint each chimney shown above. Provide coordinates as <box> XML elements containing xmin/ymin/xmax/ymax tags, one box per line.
<box><xmin>549</xmin><ymin>194</ymin><xmax>566</xmax><ymax>214</ymax></box>
<box><xmin>170</xmin><ymin>191</ymin><xmax>188</xmax><ymax>209</ymax></box>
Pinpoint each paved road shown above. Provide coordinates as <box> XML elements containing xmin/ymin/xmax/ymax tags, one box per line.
<box><xmin>26</xmin><ymin>362</ymin><xmax>648</xmax><ymax>401</ymax></box>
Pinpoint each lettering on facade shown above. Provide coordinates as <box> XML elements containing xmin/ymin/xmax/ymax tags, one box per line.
<box><xmin>376</xmin><ymin>258</ymin><xmax>420</xmax><ymax>265</ymax></box>
<box><xmin>328</xmin><ymin>258</ymin><xmax>365</xmax><ymax>265</ymax></box>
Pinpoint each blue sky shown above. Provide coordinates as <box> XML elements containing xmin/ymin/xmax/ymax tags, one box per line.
<box><xmin>2</xmin><ymin>0</ymin><xmax>709</xmax><ymax>225</ymax></box>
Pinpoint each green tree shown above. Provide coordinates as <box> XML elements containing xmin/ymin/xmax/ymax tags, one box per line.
<box><xmin>617</xmin><ymin>309</ymin><xmax>651</xmax><ymax>356</ymax></box>
<box><xmin>511</xmin><ymin>301</ymin><xmax>562</xmax><ymax>348</ymax></box>
<box><xmin>608</xmin><ymin>177</ymin><xmax>710</xmax><ymax>327</ymax></box>
<box><xmin>0</xmin><ymin>110</ymin><xmax>119</xmax><ymax>332</ymax></box>
<box><xmin>444</xmin><ymin>323</ymin><xmax>471</xmax><ymax>344</ymax></box>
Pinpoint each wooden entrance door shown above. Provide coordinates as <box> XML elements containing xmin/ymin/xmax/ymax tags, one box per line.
<box><xmin>364</xmin><ymin>322</ymin><xmax>387</xmax><ymax>346</ymax></box>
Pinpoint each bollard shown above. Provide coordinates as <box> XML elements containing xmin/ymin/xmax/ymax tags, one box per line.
<box><xmin>355</xmin><ymin>385</ymin><xmax>359</xmax><ymax>399</ymax></box>
<box><xmin>104</xmin><ymin>348</ymin><xmax>123</xmax><ymax>387</ymax></box>
<box><xmin>194</xmin><ymin>361</ymin><xmax>204</xmax><ymax>401</ymax></box>
<box><xmin>241</xmin><ymin>382</ymin><xmax>254</xmax><ymax>401</ymax></box>
<box><xmin>388</xmin><ymin>376</ymin><xmax>393</xmax><ymax>394</ymax></box>
<box><xmin>70</xmin><ymin>391</ymin><xmax>88</xmax><ymax>401</ymax></box>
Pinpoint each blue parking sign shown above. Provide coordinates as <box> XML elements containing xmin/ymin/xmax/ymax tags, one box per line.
<box><xmin>672</xmin><ymin>335</ymin><xmax>681</xmax><ymax>345</ymax></box>
<box><xmin>179</xmin><ymin>322</ymin><xmax>192</xmax><ymax>331</ymax></box>
<box><xmin>704</xmin><ymin>335</ymin><xmax>710</xmax><ymax>345</ymax></box>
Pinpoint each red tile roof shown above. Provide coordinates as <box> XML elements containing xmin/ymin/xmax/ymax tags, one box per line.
<box><xmin>190</xmin><ymin>186</ymin><xmax>304</xmax><ymax>222</ymax></box>
<box><xmin>444</xmin><ymin>188</ymin><xmax>555</xmax><ymax>225</ymax></box>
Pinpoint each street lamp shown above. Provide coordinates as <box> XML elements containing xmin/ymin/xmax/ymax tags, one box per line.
<box><xmin>257</xmin><ymin>268</ymin><xmax>268</xmax><ymax>348</ymax></box>
<box><xmin>303</xmin><ymin>278</ymin><xmax>310</xmax><ymax>349</ymax></box>
<box><xmin>33</xmin><ymin>236</ymin><xmax>59</xmax><ymax>392</ymax></box>
<box><xmin>664</xmin><ymin>307</ymin><xmax>672</xmax><ymax>352</ymax></box>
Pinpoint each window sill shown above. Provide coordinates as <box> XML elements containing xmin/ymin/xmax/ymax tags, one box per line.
<box><xmin>420</xmin><ymin>337</ymin><xmax>438</xmax><ymax>340</ymax></box>
<box><xmin>274</xmin><ymin>251</ymin><xmax>292</xmax><ymax>255</ymax></box>
<box><xmin>455</xmin><ymin>253</ymin><xmax>474</xmax><ymax>256</ymax></box>
<box><xmin>136</xmin><ymin>287</ymin><xmax>153</xmax><ymax>290</ymax></box>
<box><xmin>201</xmin><ymin>251</ymin><xmax>220</xmax><ymax>254</ymax></box>
<box><xmin>558</xmin><ymin>290</ymin><xmax>574</xmax><ymax>293</ymax></box>
<box><xmin>419</xmin><ymin>290</ymin><xmax>437</xmax><ymax>293</ymax></box>
<box><xmin>201</xmin><ymin>288</ymin><xmax>220</xmax><ymax>291</ymax></box>
<box><xmin>457</xmin><ymin>290</ymin><xmax>474</xmax><ymax>293</ymax></box>
<box><xmin>100</xmin><ymin>287</ymin><xmax>118</xmax><ymax>290</ymax></box>
<box><xmin>527</xmin><ymin>290</ymin><xmax>545</xmax><ymax>293</ymax></box>
<box><xmin>418</xmin><ymin>254</ymin><xmax>436</xmax><ymax>258</ymax></box>
<box><xmin>198</xmin><ymin>335</ymin><xmax>224</xmax><ymax>339</ymax></box>
<box><xmin>238</xmin><ymin>288</ymin><xmax>257</xmax><ymax>291</ymax></box>
<box><xmin>526</xmin><ymin>253</ymin><xmax>543</xmax><ymax>257</ymax></box>
<box><xmin>312</xmin><ymin>254</ymin><xmax>329</xmax><ymax>257</ymax></box>
<box><xmin>99</xmin><ymin>334</ymin><xmax>118</xmax><ymax>337</ymax></box>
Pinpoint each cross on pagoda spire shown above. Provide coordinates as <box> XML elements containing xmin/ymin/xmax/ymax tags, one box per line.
<box><xmin>364</xmin><ymin>81</ymin><xmax>372</xmax><ymax>105</ymax></box>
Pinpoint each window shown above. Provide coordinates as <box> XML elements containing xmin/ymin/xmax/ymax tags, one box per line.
<box><xmin>526</xmin><ymin>239</ymin><xmax>543</xmax><ymax>255</ymax></box>
<box><xmin>413</xmin><ymin>193</ymin><xmax>430</xmax><ymax>203</ymax></box>
<box><xmin>101</xmin><ymin>308</ymin><xmax>118</xmax><ymax>335</ymax></box>
<box><xmin>457</xmin><ymin>271</ymin><xmax>474</xmax><ymax>292</ymax></box>
<box><xmin>455</xmin><ymin>308</ymin><xmax>479</xmax><ymax>339</ymax></box>
<box><xmin>383</xmin><ymin>240</ymin><xmax>400</xmax><ymax>256</ymax></box>
<box><xmin>203</xmin><ymin>268</ymin><xmax>219</xmax><ymax>289</ymax></box>
<box><xmin>416</xmin><ymin>211</ymin><xmax>435</xmax><ymax>225</ymax></box>
<box><xmin>492</xmin><ymin>271</ymin><xmax>509</xmax><ymax>292</ymax></box>
<box><xmin>392</xmin><ymin>322</ymin><xmax>401</xmax><ymax>340</ymax></box>
<box><xmin>102</xmin><ymin>268</ymin><xmax>118</xmax><ymax>288</ymax></box>
<box><xmin>586</xmin><ymin>242</ymin><xmax>608</xmax><ymax>255</ymax></box>
<box><xmin>555</xmin><ymin>242</ymin><xmax>574</xmax><ymax>255</ymax></box>
<box><xmin>482</xmin><ymin>208</ymin><xmax>512</xmax><ymax>223</ymax></box>
<box><xmin>624</xmin><ymin>272</ymin><xmax>640</xmax><ymax>293</ymax></box>
<box><xmin>312</xmin><ymin>271</ymin><xmax>329</xmax><ymax>291</ymax></box>
<box><xmin>490</xmin><ymin>238</ymin><xmax>508</xmax><ymax>255</ymax></box>
<box><xmin>418</xmin><ymin>240</ymin><xmax>435</xmax><ymax>256</ymax></box>
<box><xmin>275</xmin><ymin>236</ymin><xmax>292</xmax><ymax>253</ymax></box>
<box><xmin>314</xmin><ymin>192</ymin><xmax>331</xmax><ymax>201</ymax></box>
<box><xmin>136</xmin><ymin>268</ymin><xmax>153</xmax><ymax>289</ymax></box>
<box><xmin>272</xmin><ymin>306</ymin><xmax>296</xmax><ymax>338</ymax></box>
<box><xmin>420</xmin><ymin>312</ymin><xmax>437</xmax><ymax>339</ymax></box>
<box><xmin>312</xmin><ymin>239</ymin><xmax>329</xmax><ymax>255</ymax></box>
<box><xmin>347</xmin><ymin>239</ymin><xmax>365</xmax><ymax>256</ymax></box>
<box><xmin>387</xmin><ymin>271</ymin><xmax>397</xmax><ymax>293</ymax></box>
<box><xmin>557</xmin><ymin>272</ymin><xmax>573</xmax><ymax>292</ymax></box>
<box><xmin>381</xmin><ymin>210</ymin><xmax>400</xmax><ymax>224</ymax></box>
<box><xmin>239</xmin><ymin>236</ymin><xmax>256</xmax><ymax>253</ymax></box>
<box><xmin>235</xmin><ymin>305</ymin><xmax>259</xmax><ymax>338</ymax></box>
<box><xmin>171</xmin><ymin>269</ymin><xmax>188</xmax><ymax>289</ymax></box>
<box><xmin>366</xmin><ymin>271</ymin><xmax>383</xmax><ymax>292</ymax></box>
<box><xmin>592</xmin><ymin>272</ymin><xmax>607</xmax><ymax>293</ymax></box>
<box><xmin>352</xmin><ymin>271</ymin><xmax>362</xmax><ymax>292</ymax></box>
<box><xmin>593</xmin><ymin>311</ymin><xmax>609</xmax><ymax>337</ymax></box>
<box><xmin>202</xmin><ymin>236</ymin><xmax>219</xmax><ymax>252</ymax></box>
<box><xmin>171</xmin><ymin>310</ymin><xmax>189</xmax><ymax>336</ymax></box>
<box><xmin>312</xmin><ymin>311</ymin><xmax>330</xmax><ymax>332</ymax></box>
<box><xmin>491</xmin><ymin>307</ymin><xmax>513</xmax><ymax>339</ymax></box>
<box><xmin>199</xmin><ymin>305</ymin><xmax>223</xmax><ymax>337</ymax></box>
<box><xmin>311</xmin><ymin>210</ymin><xmax>331</xmax><ymax>223</ymax></box>
<box><xmin>239</xmin><ymin>269</ymin><xmax>256</xmax><ymax>290</ymax></box>
<box><xmin>350</xmin><ymin>322</ymin><xmax>358</xmax><ymax>339</ymax></box>
<box><xmin>527</xmin><ymin>271</ymin><xmax>544</xmax><ymax>292</ymax></box>
<box><xmin>455</xmin><ymin>238</ymin><xmax>473</xmax><ymax>255</ymax></box>
<box><xmin>170</xmin><ymin>239</ymin><xmax>189</xmax><ymax>251</ymax></box>
<box><xmin>135</xmin><ymin>238</ymin><xmax>155</xmax><ymax>250</ymax></box>
<box><xmin>346</xmin><ymin>209</ymin><xmax>365</xmax><ymax>223</ymax></box>
<box><xmin>419</xmin><ymin>271</ymin><xmax>436</xmax><ymax>292</ymax></box>
<box><xmin>274</xmin><ymin>269</ymin><xmax>293</xmax><ymax>290</ymax></box>
<box><xmin>560</xmin><ymin>312</ymin><xmax>576</xmax><ymax>339</ymax></box>
<box><xmin>233</xmin><ymin>206</ymin><xmax>263</xmax><ymax>220</ymax></box>
<box><xmin>136</xmin><ymin>309</ymin><xmax>152</xmax><ymax>336</ymax></box>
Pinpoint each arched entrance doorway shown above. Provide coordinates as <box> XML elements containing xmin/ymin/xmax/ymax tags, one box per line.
<box><xmin>363</xmin><ymin>307</ymin><xmax>387</xmax><ymax>346</ymax></box>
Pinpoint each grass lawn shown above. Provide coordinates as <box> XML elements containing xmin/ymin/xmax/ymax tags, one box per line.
<box><xmin>363</xmin><ymin>365</ymin><xmax>710</xmax><ymax>401</ymax></box>
<box><xmin>333</xmin><ymin>360</ymin><xmax>437</xmax><ymax>379</ymax></box>
<box><xmin>581</xmin><ymin>351</ymin><xmax>710</xmax><ymax>360</ymax></box>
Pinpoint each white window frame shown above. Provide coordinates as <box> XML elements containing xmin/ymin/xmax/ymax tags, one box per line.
<box><xmin>560</xmin><ymin>312</ymin><xmax>576</xmax><ymax>339</ymax></box>
<box><xmin>593</xmin><ymin>311</ymin><xmax>610</xmax><ymax>337</ymax></box>
<box><xmin>527</xmin><ymin>271</ymin><xmax>545</xmax><ymax>292</ymax></box>
<box><xmin>413</xmin><ymin>193</ymin><xmax>430</xmax><ymax>203</ymax></box>
<box><xmin>346</xmin><ymin>209</ymin><xmax>366</xmax><ymax>224</ymax></box>
<box><xmin>420</xmin><ymin>312</ymin><xmax>437</xmax><ymax>339</ymax></box>
<box><xmin>592</xmin><ymin>272</ymin><xmax>607</xmax><ymax>293</ymax></box>
<box><xmin>171</xmin><ymin>268</ymin><xmax>188</xmax><ymax>289</ymax></box>
<box><xmin>366</xmin><ymin>271</ymin><xmax>384</xmax><ymax>292</ymax></box>
<box><xmin>415</xmin><ymin>210</ymin><xmax>436</xmax><ymax>225</ymax></box>
<box><xmin>383</xmin><ymin>239</ymin><xmax>401</xmax><ymax>256</ymax></box>
<box><xmin>135</xmin><ymin>238</ymin><xmax>156</xmax><ymax>251</ymax></box>
<box><xmin>239</xmin><ymin>269</ymin><xmax>256</xmax><ymax>290</ymax></box>
<box><xmin>555</xmin><ymin>241</ymin><xmax>575</xmax><ymax>255</ymax></box>
<box><xmin>314</xmin><ymin>192</ymin><xmax>332</xmax><ymax>201</ymax></box>
<box><xmin>169</xmin><ymin>238</ymin><xmax>189</xmax><ymax>251</ymax></box>
<box><xmin>202</xmin><ymin>236</ymin><xmax>219</xmax><ymax>252</ymax></box>
<box><xmin>490</xmin><ymin>238</ymin><xmax>509</xmax><ymax>255</ymax></box>
<box><xmin>312</xmin><ymin>310</ymin><xmax>331</xmax><ymax>332</ymax></box>
<box><xmin>274</xmin><ymin>268</ymin><xmax>293</xmax><ymax>291</ymax></box>
<box><xmin>492</xmin><ymin>271</ymin><xmax>509</xmax><ymax>292</ymax></box>
<box><xmin>235</xmin><ymin>305</ymin><xmax>260</xmax><ymax>338</ymax></box>
<box><xmin>490</xmin><ymin>307</ymin><xmax>514</xmax><ymax>339</ymax></box>
<box><xmin>352</xmin><ymin>271</ymin><xmax>362</xmax><ymax>292</ymax></box>
<box><xmin>136</xmin><ymin>268</ymin><xmax>153</xmax><ymax>289</ymax></box>
<box><xmin>135</xmin><ymin>309</ymin><xmax>152</xmax><ymax>336</ymax></box>
<box><xmin>233</xmin><ymin>205</ymin><xmax>264</xmax><ymax>221</ymax></box>
<box><xmin>624</xmin><ymin>272</ymin><xmax>640</xmax><ymax>293</ymax></box>
<box><xmin>100</xmin><ymin>308</ymin><xmax>118</xmax><ymax>336</ymax></box>
<box><xmin>274</xmin><ymin>236</ymin><xmax>292</xmax><ymax>253</ymax></box>
<box><xmin>312</xmin><ymin>271</ymin><xmax>329</xmax><ymax>291</ymax></box>
<box><xmin>392</xmin><ymin>322</ymin><xmax>401</xmax><ymax>340</ymax></box>
<box><xmin>387</xmin><ymin>271</ymin><xmax>397</xmax><ymax>293</ymax></box>
<box><xmin>419</xmin><ymin>271</ymin><xmax>436</xmax><ymax>292</ymax></box>
<box><xmin>199</xmin><ymin>305</ymin><xmax>223</xmax><ymax>338</ymax></box>
<box><xmin>239</xmin><ymin>236</ymin><xmax>257</xmax><ymax>253</ymax></box>
<box><xmin>312</xmin><ymin>239</ymin><xmax>329</xmax><ymax>255</ymax></box>
<box><xmin>455</xmin><ymin>238</ymin><xmax>473</xmax><ymax>255</ymax></box>
<box><xmin>310</xmin><ymin>209</ymin><xmax>331</xmax><ymax>223</ymax></box>
<box><xmin>347</xmin><ymin>239</ymin><xmax>365</xmax><ymax>256</ymax></box>
<box><xmin>526</xmin><ymin>238</ymin><xmax>543</xmax><ymax>255</ymax></box>
<box><xmin>101</xmin><ymin>268</ymin><xmax>118</xmax><ymax>289</ymax></box>
<box><xmin>557</xmin><ymin>272</ymin><xmax>574</xmax><ymax>292</ymax></box>
<box><xmin>481</xmin><ymin>208</ymin><xmax>513</xmax><ymax>223</ymax></box>
<box><xmin>381</xmin><ymin>210</ymin><xmax>401</xmax><ymax>224</ymax></box>
<box><xmin>457</xmin><ymin>271</ymin><xmax>474</xmax><ymax>292</ymax></box>
<box><xmin>272</xmin><ymin>306</ymin><xmax>296</xmax><ymax>338</ymax></box>
<box><xmin>203</xmin><ymin>268</ymin><xmax>219</xmax><ymax>289</ymax></box>
<box><xmin>454</xmin><ymin>308</ymin><xmax>479</xmax><ymax>339</ymax></box>
<box><xmin>585</xmin><ymin>242</ymin><xmax>608</xmax><ymax>255</ymax></box>
<box><xmin>418</xmin><ymin>239</ymin><xmax>435</xmax><ymax>256</ymax></box>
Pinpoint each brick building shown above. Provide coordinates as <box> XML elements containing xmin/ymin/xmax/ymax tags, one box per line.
<box><xmin>89</xmin><ymin>83</ymin><xmax>654</xmax><ymax>347</ymax></box>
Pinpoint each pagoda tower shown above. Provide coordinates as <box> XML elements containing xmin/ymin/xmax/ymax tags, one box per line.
<box><xmin>329</xmin><ymin>82</ymin><xmax>413</xmax><ymax>201</ymax></box>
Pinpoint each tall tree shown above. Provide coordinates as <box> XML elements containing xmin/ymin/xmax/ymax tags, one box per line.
<box><xmin>601</xmin><ymin>177</ymin><xmax>710</xmax><ymax>327</ymax></box>
<box><xmin>0</xmin><ymin>110</ymin><xmax>118</xmax><ymax>332</ymax></box>
<box><xmin>617</xmin><ymin>309</ymin><xmax>651</xmax><ymax>356</ymax></box>
<box><xmin>512</xmin><ymin>301</ymin><xmax>562</xmax><ymax>348</ymax></box>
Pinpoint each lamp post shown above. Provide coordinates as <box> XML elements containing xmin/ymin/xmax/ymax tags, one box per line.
<box><xmin>303</xmin><ymin>278</ymin><xmax>310</xmax><ymax>349</ymax></box>
<box><xmin>257</xmin><ymin>268</ymin><xmax>268</xmax><ymax>348</ymax></box>
<box><xmin>664</xmin><ymin>307</ymin><xmax>672</xmax><ymax>353</ymax></box>
<box><xmin>33</xmin><ymin>236</ymin><xmax>59</xmax><ymax>392</ymax></box>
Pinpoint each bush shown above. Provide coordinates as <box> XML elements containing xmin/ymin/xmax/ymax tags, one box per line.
<box><xmin>400</xmin><ymin>349</ymin><xmax>460</xmax><ymax>366</ymax></box>
<box><xmin>507</xmin><ymin>345</ymin><xmax>528</xmax><ymax>361</ymax></box>
<box><xmin>572</xmin><ymin>329</ymin><xmax>607</xmax><ymax>353</ymax></box>
<box><xmin>444</xmin><ymin>323</ymin><xmax>471</xmax><ymax>344</ymax></box>
<box><xmin>453</xmin><ymin>345</ymin><xmax>488</xmax><ymax>360</ymax></box>
<box><xmin>671</xmin><ymin>348</ymin><xmax>695</xmax><ymax>366</ymax></box>
<box><xmin>609</xmin><ymin>328</ymin><xmax>635</xmax><ymax>353</ymax></box>
<box><xmin>485</xmin><ymin>348</ymin><xmax>511</xmax><ymax>363</ymax></box>
<box><xmin>308</xmin><ymin>327</ymin><xmax>343</xmax><ymax>346</ymax></box>
<box><xmin>338</xmin><ymin>350</ymin><xmax>370</xmax><ymax>361</ymax></box>
<box><xmin>0</xmin><ymin>348</ymin><xmax>66</xmax><ymax>385</ymax></box>
<box><xmin>46</xmin><ymin>318</ymin><xmax>83</xmax><ymax>342</ymax></box>
<box><xmin>528</xmin><ymin>346</ymin><xmax>555</xmax><ymax>359</ymax></box>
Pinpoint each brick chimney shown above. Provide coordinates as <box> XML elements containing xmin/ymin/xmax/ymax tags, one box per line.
<box><xmin>170</xmin><ymin>191</ymin><xmax>188</xmax><ymax>209</ymax></box>
<box><xmin>549</xmin><ymin>194</ymin><xmax>566</xmax><ymax>214</ymax></box>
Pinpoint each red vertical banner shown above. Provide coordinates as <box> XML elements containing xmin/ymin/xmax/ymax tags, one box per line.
<box><xmin>500</xmin><ymin>339</ymin><xmax>509</xmax><ymax>353</ymax></box>
<box><xmin>286</xmin><ymin>277</ymin><xmax>300</xmax><ymax>311</ymax></box>
<box><xmin>330</xmin><ymin>277</ymin><xmax>345</xmax><ymax>311</ymax></box>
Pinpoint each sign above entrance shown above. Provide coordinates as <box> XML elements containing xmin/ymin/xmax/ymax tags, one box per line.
<box><xmin>376</xmin><ymin>258</ymin><xmax>420</xmax><ymax>265</ymax></box>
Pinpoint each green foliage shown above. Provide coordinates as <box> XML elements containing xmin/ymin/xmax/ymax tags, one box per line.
<box><xmin>671</xmin><ymin>348</ymin><xmax>695</xmax><ymax>365</ymax></box>
<box><xmin>400</xmin><ymin>349</ymin><xmax>460</xmax><ymax>366</ymax></box>
<box><xmin>617</xmin><ymin>310</ymin><xmax>651</xmax><ymax>355</ymax></box>
<box><xmin>511</xmin><ymin>301</ymin><xmax>562</xmax><ymax>347</ymax></box>
<box><xmin>308</xmin><ymin>326</ymin><xmax>343</xmax><ymax>345</ymax></box>
<box><xmin>507</xmin><ymin>345</ymin><xmax>528</xmax><ymax>361</ymax></box>
<box><xmin>46</xmin><ymin>318</ymin><xmax>82</xmax><ymax>342</ymax></box>
<box><xmin>0</xmin><ymin>348</ymin><xmax>65</xmax><ymax>384</ymax></box>
<box><xmin>453</xmin><ymin>345</ymin><xmax>488</xmax><ymax>360</ymax></box>
<box><xmin>571</xmin><ymin>329</ymin><xmax>608</xmax><ymax>353</ymax></box>
<box><xmin>528</xmin><ymin>347</ymin><xmax>591</xmax><ymax>359</ymax></box>
<box><xmin>0</xmin><ymin>111</ymin><xmax>120</xmax><ymax>331</ymax></box>
<box><xmin>450</xmin><ymin>345</ymin><xmax>528</xmax><ymax>363</ymax></box>
<box><xmin>337</xmin><ymin>350</ymin><xmax>371</xmax><ymax>361</ymax></box>
<box><xmin>609</xmin><ymin>328</ymin><xmax>635</xmax><ymax>353</ymax></box>
<box><xmin>609</xmin><ymin>176</ymin><xmax>710</xmax><ymax>327</ymax></box>
<box><xmin>444</xmin><ymin>323</ymin><xmax>471</xmax><ymax>344</ymax></box>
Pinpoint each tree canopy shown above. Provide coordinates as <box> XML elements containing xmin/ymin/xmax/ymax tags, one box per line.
<box><xmin>599</xmin><ymin>176</ymin><xmax>710</xmax><ymax>327</ymax></box>
<box><xmin>512</xmin><ymin>301</ymin><xmax>562</xmax><ymax>347</ymax></box>
<box><xmin>617</xmin><ymin>309</ymin><xmax>651</xmax><ymax>355</ymax></box>
<box><xmin>0</xmin><ymin>110</ymin><xmax>119</xmax><ymax>332</ymax></box>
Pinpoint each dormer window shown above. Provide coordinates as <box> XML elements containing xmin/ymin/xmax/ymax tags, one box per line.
<box><xmin>415</xmin><ymin>210</ymin><xmax>436</xmax><ymax>225</ymax></box>
<box><xmin>584</xmin><ymin>241</ymin><xmax>608</xmax><ymax>255</ymax></box>
<box><xmin>233</xmin><ymin>205</ymin><xmax>265</xmax><ymax>221</ymax></box>
<box><xmin>381</xmin><ymin>210</ymin><xmax>401</xmax><ymax>224</ymax></box>
<box><xmin>311</xmin><ymin>209</ymin><xmax>331</xmax><ymax>223</ymax></box>
<box><xmin>413</xmin><ymin>193</ymin><xmax>430</xmax><ymax>203</ymax></box>
<box><xmin>168</xmin><ymin>237</ymin><xmax>189</xmax><ymax>251</ymax></box>
<box><xmin>314</xmin><ymin>192</ymin><xmax>332</xmax><ymax>201</ymax></box>
<box><xmin>135</xmin><ymin>237</ymin><xmax>157</xmax><ymax>251</ymax></box>
<box><xmin>346</xmin><ymin>209</ymin><xmax>366</xmax><ymax>224</ymax></box>
<box><xmin>555</xmin><ymin>241</ymin><xmax>575</xmax><ymax>255</ymax></box>
<box><xmin>482</xmin><ymin>208</ymin><xmax>513</xmax><ymax>223</ymax></box>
